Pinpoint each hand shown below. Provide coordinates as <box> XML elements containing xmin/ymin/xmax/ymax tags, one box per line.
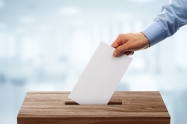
<box><xmin>111</xmin><ymin>33</ymin><xmax>150</xmax><ymax>57</ymax></box>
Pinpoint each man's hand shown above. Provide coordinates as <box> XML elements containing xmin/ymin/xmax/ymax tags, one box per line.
<box><xmin>111</xmin><ymin>33</ymin><xmax>150</xmax><ymax>57</ymax></box>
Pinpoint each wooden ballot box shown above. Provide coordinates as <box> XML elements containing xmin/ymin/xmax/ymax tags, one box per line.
<box><xmin>17</xmin><ymin>91</ymin><xmax>170</xmax><ymax>124</ymax></box>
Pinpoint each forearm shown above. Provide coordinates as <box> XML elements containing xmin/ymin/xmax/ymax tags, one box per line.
<box><xmin>142</xmin><ymin>0</ymin><xmax>187</xmax><ymax>46</ymax></box>
<box><xmin>142</xmin><ymin>21</ymin><xmax>165</xmax><ymax>46</ymax></box>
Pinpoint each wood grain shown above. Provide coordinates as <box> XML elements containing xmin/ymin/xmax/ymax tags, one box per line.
<box><xmin>17</xmin><ymin>91</ymin><xmax>170</xmax><ymax>124</ymax></box>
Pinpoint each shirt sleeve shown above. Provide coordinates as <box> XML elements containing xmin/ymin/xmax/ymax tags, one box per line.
<box><xmin>142</xmin><ymin>0</ymin><xmax>187</xmax><ymax>46</ymax></box>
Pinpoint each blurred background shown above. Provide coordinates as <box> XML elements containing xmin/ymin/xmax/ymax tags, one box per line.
<box><xmin>0</xmin><ymin>0</ymin><xmax>187</xmax><ymax>123</ymax></box>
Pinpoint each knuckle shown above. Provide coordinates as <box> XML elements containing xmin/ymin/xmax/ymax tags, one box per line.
<box><xmin>118</xmin><ymin>33</ymin><xmax>125</xmax><ymax>37</ymax></box>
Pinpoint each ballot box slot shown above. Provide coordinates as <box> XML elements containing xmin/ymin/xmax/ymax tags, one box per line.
<box><xmin>65</xmin><ymin>100</ymin><xmax>122</xmax><ymax>105</ymax></box>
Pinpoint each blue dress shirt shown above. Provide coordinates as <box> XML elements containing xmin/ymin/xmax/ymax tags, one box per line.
<box><xmin>142</xmin><ymin>0</ymin><xmax>187</xmax><ymax>46</ymax></box>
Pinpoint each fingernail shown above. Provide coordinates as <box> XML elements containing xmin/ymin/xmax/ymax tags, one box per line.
<box><xmin>114</xmin><ymin>52</ymin><xmax>117</xmax><ymax>57</ymax></box>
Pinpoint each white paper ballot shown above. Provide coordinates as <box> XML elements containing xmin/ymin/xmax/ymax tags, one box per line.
<box><xmin>68</xmin><ymin>41</ymin><xmax>132</xmax><ymax>105</ymax></box>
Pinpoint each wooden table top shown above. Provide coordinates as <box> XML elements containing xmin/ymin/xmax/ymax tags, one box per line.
<box><xmin>17</xmin><ymin>91</ymin><xmax>170</xmax><ymax>124</ymax></box>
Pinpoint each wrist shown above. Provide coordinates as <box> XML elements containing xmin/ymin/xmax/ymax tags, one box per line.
<box><xmin>136</xmin><ymin>32</ymin><xmax>150</xmax><ymax>49</ymax></box>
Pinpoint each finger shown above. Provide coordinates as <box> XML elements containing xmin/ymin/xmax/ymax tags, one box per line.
<box><xmin>111</xmin><ymin>34</ymin><xmax>128</xmax><ymax>48</ymax></box>
<box><xmin>111</xmin><ymin>37</ymin><xmax>121</xmax><ymax>48</ymax></box>
<box><xmin>113</xmin><ymin>44</ymin><xmax>129</xmax><ymax>57</ymax></box>
<box><xmin>124</xmin><ymin>51</ymin><xmax>134</xmax><ymax>56</ymax></box>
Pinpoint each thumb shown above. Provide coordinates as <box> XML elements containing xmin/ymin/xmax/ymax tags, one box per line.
<box><xmin>113</xmin><ymin>44</ymin><xmax>130</xmax><ymax>57</ymax></box>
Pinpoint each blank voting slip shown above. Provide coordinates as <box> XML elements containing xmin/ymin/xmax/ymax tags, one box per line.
<box><xmin>69</xmin><ymin>41</ymin><xmax>132</xmax><ymax>105</ymax></box>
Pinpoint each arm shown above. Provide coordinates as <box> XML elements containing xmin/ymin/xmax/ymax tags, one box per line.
<box><xmin>143</xmin><ymin>0</ymin><xmax>187</xmax><ymax>46</ymax></box>
<box><xmin>112</xmin><ymin>0</ymin><xmax>187</xmax><ymax>56</ymax></box>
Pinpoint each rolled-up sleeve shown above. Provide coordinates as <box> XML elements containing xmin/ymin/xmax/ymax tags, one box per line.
<box><xmin>142</xmin><ymin>0</ymin><xmax>187</xmax><ymax>46</ymax></box>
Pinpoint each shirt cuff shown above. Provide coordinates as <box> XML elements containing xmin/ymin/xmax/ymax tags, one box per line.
<box><xmin>142</xmin><ymin>21</ymin><xmax>166</xmax><ymax>46</ymax></box>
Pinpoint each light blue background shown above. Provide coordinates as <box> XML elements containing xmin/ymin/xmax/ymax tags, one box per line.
<box><xmin>0</xmin><ymin>0</ymin><xmax>187</xmax><ymax>124</ymax></box>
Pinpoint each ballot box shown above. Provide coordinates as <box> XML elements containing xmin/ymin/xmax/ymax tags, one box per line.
<box><xmin>17</xmin><ymin>91</ymin><xmax>170</xmax><ymax>124</ymax></box>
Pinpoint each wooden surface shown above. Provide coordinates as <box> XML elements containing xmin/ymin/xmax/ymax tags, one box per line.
<box><xmin>17</xmin><ymin>91</ymin><xmax>170</xmax><ymax>124</ymax></box>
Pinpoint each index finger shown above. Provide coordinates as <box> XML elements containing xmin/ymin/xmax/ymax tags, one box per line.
<box><xmin>111</xmin><ymin>36</ymin><xmax>121</xmax><ymax>48</ymax></box>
